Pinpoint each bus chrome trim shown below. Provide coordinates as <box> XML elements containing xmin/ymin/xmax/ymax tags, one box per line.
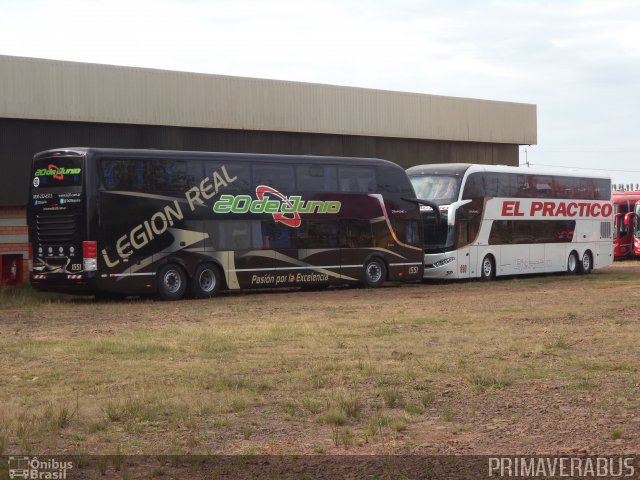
<box><xmin>230</xmin><ymin>265</ymin><xmax>356</xmax><ymax>272</ymax></box>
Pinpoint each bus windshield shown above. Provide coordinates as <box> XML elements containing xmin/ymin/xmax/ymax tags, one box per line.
<box><xmin>410</xmin><ymin>175</ymin><xmax>461</xmax><ymax>206</ymax></box>
<box><xmin>636</xmin><ymin>203</ymin><xmax>640</xmax><ymax>235</ymax></box>
<box><xmin>421</xmin><ymin>207</ymin><xmax>455</xmax><ymax>254</ymax></box>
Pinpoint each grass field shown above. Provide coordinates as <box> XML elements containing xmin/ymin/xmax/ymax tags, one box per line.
<box><xmin>0</xmin><ymin>261</ymin><xmax>639</xmax><ymax>456</ymax></box>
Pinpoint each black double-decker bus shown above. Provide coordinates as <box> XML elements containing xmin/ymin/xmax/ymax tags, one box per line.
<box><xmin>28</xmin><ymin>148</ymin><xmax>424</xmax><ymax>299</ymax></box>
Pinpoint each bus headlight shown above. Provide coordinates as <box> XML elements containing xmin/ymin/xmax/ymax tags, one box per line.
<box><xmin>429</xmin><ymin>257</ymin><xmax>455</xmax><ymax>269</ymax></box>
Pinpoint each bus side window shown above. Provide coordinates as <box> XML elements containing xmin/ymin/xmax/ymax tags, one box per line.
<box><xmin>253</xmin><ymin>163</ymin><xmax>295</xmax><ymax>192</ymax></box>
<box><xmin>407</xmin><ymin>220</ymin><xmax>421</xmax><ymax>244</ymax></box>
<box><xmin>217</xmin><ymin>221</ymin><xmax>262</xmax><ymax>250</ymax></box>
<box><xmin>130</xmin><ymin>160</ymin><xmax>147</xmax><ymax>191</ymax></box>
<box><xmin>345</xmin><ymin>220</ymin><xmax>373</xmax><ymax>247</ymax></box>
<box><xmin>489</xmin><ymin>220</ymin><xmax>512</xmax><ymax>245</ymax></box>
<box><xmin>296</xmin><ymin>220</ymin><xmax>339</xmax><ymax>248</ymax></box>
<box><xmin>555</xmin><ymin>176</ymin><xmax>576</xmax><ymax>198</ymax></box>
<box><xmin>456</xmin><ymin>199</ymin><xmax>482</xmax><ymax>247</ymax></box>
<box><xmin>100</xmin><ymin>159</ymin><xmax>125</xmax><ymax>190</ymax></box>
<box><xmin>534</xmin><ymin>176</ymin><xmax>553</xmax><ymax>198</ymax></box>
<box><xmin>338</xmin><ymin>167</ymin><xmax>376</xmax><ymax>193</ymax></box>
<box><xmin>594</xmin><ymin>178</ymin><xmax>611</xmax><ymax>200</ymax></box>
<box><xmin>296</xmin><ymin>165</ymin><xmax>338</xmax><ymax>192</ymax></box>
<box><xmin>219</xmin><ymin>163</ymin><xmax>251</xmax><ymax>193</ymax></box>
<box><xmin>516</xmin><ymin>174</ymin><xmax>533</xmax><ymax>198</ymax></box>
<box><xmin>462</xmin><ymin>173</ymin><xmax>485</xmax><ymax>199</ymax></box>
<box><xmin>185</xmin><ymin>160</ymin><xmax>204</xmax><ymax>187</ymax></box>
<box><xmin>262</xmin><ymin>222</ymin><xmax>293</xmax><ymax>249</ymax></box>
<box><xmin>376</xmin><ymin>167</ymin><xmax>413</xmax><ymax>195</ymax></box>
<box><xmin>100</xmin><ymin>158</ymin><xmax>150</xmax><ymax>191</ymax></box>
<box><xmin>391</xmin><ymin>219</ymin><xmax>421</xmax><ymax>245</ymax></box>
<box><xmin>483</xmin><ymin>173</ymin><xmax>500</xmax><ymax>197</ymax></box>
<box><xmin>152</xmin><ymin>159</ymin><xmax>189</xmax><ymax>193</ymax></box>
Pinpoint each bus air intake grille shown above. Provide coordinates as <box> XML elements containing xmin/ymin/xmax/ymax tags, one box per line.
<box><xmin>36</xmin><ymin>214</ymin><xmax>76</xmax><ymax>246</ymax></box>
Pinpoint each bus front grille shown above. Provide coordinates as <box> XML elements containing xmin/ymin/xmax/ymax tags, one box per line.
<box><xmin>36</xmin><ymin>214</ymin><xmax>76</xmax><ymax>246</ymax></box>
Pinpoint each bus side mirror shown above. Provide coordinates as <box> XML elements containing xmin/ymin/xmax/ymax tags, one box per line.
<box><xmin>447</xmin><ymin>200</ymin><xmax>472</xmax><ymax>227</ymax></box>
<box><xmin>402</xmin><ymin>198</ymin><xmax>441</xmax><ymax>225</ymax></box>
<box><xmin>624</xmin><ymin>211</ymin><xmax>635</xmax><ymax>226</ymax></box>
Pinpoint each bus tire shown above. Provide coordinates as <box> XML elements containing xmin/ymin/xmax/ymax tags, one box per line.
<box><xmin>191</xmin><ymin>263</ymin><xmax>222</xmax><ymax>299</ymax></box>
<box><xmin>578</xmin><ymin>251</ymin><xmax>593</xmax><ymax>275</ymax></box>
<box><xmin>567</xmin><ymin>251</ymin><xmax>578</xmax><ymax>275</ymax></box>
<box><xmin>363</xmin><ymin>257</ymin><xmax>387</xmax><ymax>288</ymax></box>
<box><xmin>480</xmin><ymin>255</ymin><xmax>495</xmax><ymax>281</ymax></box>
<box><xmin>157</xmin><ymin>263</ymin><xmax>188</xmax><ymax>300</ymax></box>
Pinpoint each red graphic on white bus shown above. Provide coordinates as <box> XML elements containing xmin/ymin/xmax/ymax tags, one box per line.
<box><xmin>501</xmin><ymin>200</ymin><xmax>613</xmax><ymax>218</ymax></box>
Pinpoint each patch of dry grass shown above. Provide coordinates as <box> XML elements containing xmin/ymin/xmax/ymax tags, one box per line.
<box><xmin>0</xmin><ymin>261</ymin><xmax>639</xmax><ymax>454</ymax></box>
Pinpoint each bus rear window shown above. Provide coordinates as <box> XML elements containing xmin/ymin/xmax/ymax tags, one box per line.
<box><xmin>33</xmin><ymin>157</ymin><xmax>83</xmax><ymax>188</ymax></box>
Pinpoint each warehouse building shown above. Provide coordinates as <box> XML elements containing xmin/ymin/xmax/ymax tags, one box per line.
<box><xmin>0</xmin><ymin>54</ymin><xmax>537</xmax><ymax>285</ymax></box>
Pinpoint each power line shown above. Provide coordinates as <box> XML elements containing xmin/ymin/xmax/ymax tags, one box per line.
<box><xmin>518</xmin><ymin>163</ymin><xmax>640</xmax><ymax>174</ymax></box>
<box><xmin>523</xmin><ymin>150</ymin><xmax>640</xmax><ymax>153</ymax></box>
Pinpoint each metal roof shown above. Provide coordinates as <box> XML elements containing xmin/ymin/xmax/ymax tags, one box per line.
<box><xmin>0</xmin><ymin>55</ymin><xmax>537</xmax><ymax>145</ymax></box>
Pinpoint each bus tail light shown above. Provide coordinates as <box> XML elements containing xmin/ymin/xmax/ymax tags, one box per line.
<box><xmin>28</xmin><ymin>242</ymin><xmax>33</xmax><ymax>272</ymax></box>
<box><xmin>83</xmin><ymin>241</ymin><xmax>97</xmax><ymax>272</ymax></box>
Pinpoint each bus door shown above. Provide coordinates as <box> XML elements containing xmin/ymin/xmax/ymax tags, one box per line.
<box><xmin>217</xmin><ymin>219</ymin><xmax>266</xmax><ymax>290</ymax></box>
<box><xmin>97</xmin><ymin>189</ymin><xmax>143</xmax><ymax>293</ymax></box>
<box><xmin>635</xmin><ymin>203</ymin><xmax>640</xmax><ymax>256</ymax></box>
<box><xmin>530</xmin><ymin>244</ymin><xmax>546</xmax><ymax>273</ymax></box>
<box><xmin>292</xmin><ymin>219</ymin><xmax>342</xmax><ymax>287</ymax></box>
<box><xmin>494</xmin><ymin>221</ymin><xmax>532</xmax><ymax>275</ymax></box>
<box><xmin>265</xmin><ymin>221</ymin><xmax>302</xmax><ymax>288</ymax></box>
<box><xmin>455</xmin><ymin>200</ymin><xmax>482</xmax><ymax>278</ymax></box>
<box><xmin>454</xmin><ymin>221</ymin><xmax>474</xmax><ymax>278</ymax></box>
<box><xmin>340</xmin><ymin>218</ymin><xmax>373</xmax><ymax>283</ymax></box>
<box><xmin>455</xmin><ymin>245</ymin><xmax>472</xmax><ymax>278</ymax></box>
<box><xmin>614</xmin><ymin>199</ymin><xmax>634</xmax><ymax>257</ymax></box>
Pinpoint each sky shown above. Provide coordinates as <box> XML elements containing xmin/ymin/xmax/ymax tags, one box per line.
<box><xmin>2</xmin><ymin>0</ymin><xmax>639</xmax><ymax>188</ymax></box>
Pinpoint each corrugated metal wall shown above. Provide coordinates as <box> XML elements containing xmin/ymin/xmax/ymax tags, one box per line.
<box><xmin>0</xmin><ymin>118</ymin><xmax>517</xmax><ymax>206</ymax></box>
<box><xmin>0</xmin><ymin>55</ymin><xmax>537</xmax><ymax>145</ymax></box>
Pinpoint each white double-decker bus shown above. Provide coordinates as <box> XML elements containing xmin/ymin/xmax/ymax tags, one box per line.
<box><xmin>407</xmin><ymin>164</ymin><xmax>614</xmax><ymax>280</ymax></box>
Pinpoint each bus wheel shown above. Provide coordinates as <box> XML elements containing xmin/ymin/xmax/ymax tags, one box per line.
<box><xmin>578</xmin><ymin>251</ymin><xmax>593</xmax><ymax>275</ymax></box>
<box><xmin>567</xmin><ymin>251</ymin><xmax>578</xmax><ymax>275</ymax></box>
<box><xmin>363</xmin><ymin>258</ymin><xmax>387</xmax><ymax>288</ymax></box>
<box><xmin>480</xmin><ymin>255</ymin><xmax>495</xmax><ymax>281</ymax></box>
<box><xmin>157</xmin><ymin>264</ymin><xmax>187</xmax><ymax>300</ymax></box>
<box><xmin>191</xmin><ymin>263</ymin><xmax>222</xmax><ymax>299</ymax></box>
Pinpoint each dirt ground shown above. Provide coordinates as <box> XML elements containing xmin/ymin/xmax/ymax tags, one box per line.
<box><xmin>0</xmin><ymin>261</ymin><xmax>639</xmax><ymax>464</ymax></box>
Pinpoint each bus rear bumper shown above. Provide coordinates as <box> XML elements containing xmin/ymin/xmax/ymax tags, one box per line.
<box><xmin>30</xmin><ymin>272</ymin><xmax>98</xmax><ymax>294</ymax></box>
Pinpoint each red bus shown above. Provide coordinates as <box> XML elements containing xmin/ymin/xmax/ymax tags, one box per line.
<box><xmin>612</xmin><ymin>191</ymin><xmax>640</xmax><ymax>259</ymax></box>
<box><xmin>636</xmin><ymin>202</ymin><xmax>640</xmax><ymax>257</ymax></box>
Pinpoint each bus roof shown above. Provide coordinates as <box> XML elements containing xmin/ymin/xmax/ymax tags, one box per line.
<box><xmin>612</xmin><ymin>191</ymin><xmax>640</xmax><ymax>201</ymax></box>
<box><xmin>34</xmin><ymin>147</ymin><xmax>401</xmax><ymax>169</ymax></box>
<box><xmin>406</xmin><ymin>163</ymin><xmax>611</xmax><ymax>180</ymax></box>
